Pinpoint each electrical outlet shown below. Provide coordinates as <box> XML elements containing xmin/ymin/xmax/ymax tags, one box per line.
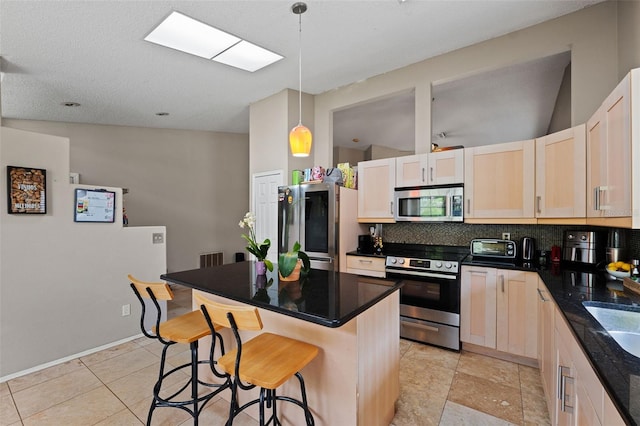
<box><xmin>122</xmin><ymin>304</ymin><xmax>131</xmax><ymax>316</ymax></box>
<box><xmin>502</xmin><ymin>232</ymin><xmax>511</xmax><ymax>240</ymax></box>
<box><xmin>152</xmin><ymin>233</ymin><xmax>164</xmax><ymax>244</ymax></box>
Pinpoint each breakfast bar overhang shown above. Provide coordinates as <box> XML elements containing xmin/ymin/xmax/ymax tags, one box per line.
<box><xmin>161</xmin><ymin>261</ymin><xmax>402</xmax><ymax>426</ymax></box>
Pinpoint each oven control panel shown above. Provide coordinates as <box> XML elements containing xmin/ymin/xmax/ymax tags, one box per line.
<box><xmin>385</xmin><ymin>256</ymin><xmax>459</xmax><ymax>274</ymax></box>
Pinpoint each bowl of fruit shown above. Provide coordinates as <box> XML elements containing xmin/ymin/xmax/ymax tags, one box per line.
<box><xmin>606</xmin><ymin>261</ymin><xmax>631</xmax><ymax>280</ymax></box>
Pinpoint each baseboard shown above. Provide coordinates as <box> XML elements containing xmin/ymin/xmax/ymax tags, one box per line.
<box><xmin>0</xmin><ymin>333</ymin><xmax>144</xmax><ymax>383</ymax></box>
<box><xmin>461</xmin><ymin>342</ymin><xmax>539</xmax><ymax>368</ymax></box>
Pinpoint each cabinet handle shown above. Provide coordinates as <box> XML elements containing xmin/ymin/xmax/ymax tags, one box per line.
<box><xmin>536</xmin><ymin>196</ymin><xmax>542</xmax><ymax>214</ymax></box>
<box><xmin>466</xmin><ymin>199</ymin><xmax>471</xmax><ymax>214</ymax></box>
<box><xmin>536</xmin><ymin>288</ymin><xmax>548</xmax><ymax>302</ymax></box>
<box><xmin>559</xmin><ymin>365</ymin><xmax>574</xmax><ymax>414</ymax></box>
<box><xmin>422</xmin><ymin>167</ymin><xmax>425</xmax><ymax>183</ymax></box>
<box><xmin>358</xmin><ymin>259</ymin><xmax>373</xmax><ymax>264</ymax></box>
<box><xmin>468</xmin><ymin>270</ymin><xmax>488</xmax><ymax>275</ymax></box>
<box><xmin>500</xmin><ymin>275</ymin><xmax>505</xmax><ymax>293</ymax></box>
<box><xmin>430</xmin><ymin>167</ymin><xmax>434</xmax><ymax>183</ymax></box>
<box><xmin>594</xmin><ymin>187</ymin><xmax>600</xmax><ymax>211</ymax></box>
<box><xmin>390</xmin><ymin>201</ymin><xmax>394</xmax><ymax>215</ymax></box>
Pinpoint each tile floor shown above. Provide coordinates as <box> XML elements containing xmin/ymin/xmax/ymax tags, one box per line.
<box><xmin>1</xmin><ymin>286</ymin><xmax>550</xmax><ymax>425</ymax></box>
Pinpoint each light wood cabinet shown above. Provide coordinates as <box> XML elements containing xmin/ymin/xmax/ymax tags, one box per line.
<box><xmin>395</xmin><ymin>150</ymin><xmax>464</xmax><ymax>187</ymax></box>
<box><xmin>536</xmin><ymin>279</ymin><xmax>628</xmax><ymax>426</ymax></box>
<box><xmin>461</xmin><ymin>266</ymin><xmax>538</xmax><ymax>358</ymax></box>
<box><xmin>535</xmin><ymin>125</ymin><xmax>587</xmax><ymax>222</ymax></box>
<box><xmin>537</xmin><ymin>279</ymin><xmax>556</xmax><ymax>423</ymax></box>
<box><xmin>496</xmin><ymin>269</ymin><xmax>538</xmax><ymax>358</ymax></box>
<box><xmin>428</xmin><ymin>149</ymin><xmax>464</xmax><ymax>185</ymax></box>
<box><xmin>395</xmin><ymin>154</ymin><xmax>425</xmax><ymax>187</ymax></box>
<box><xmin>586</xmin><ymin>69</ymin><xmax>633</xmax><ymax>226</ymax></box>
<box><xmin>555</xmin><ymin>327</ymin><xmax>576</xmax><ymax>426</ymax></box>
<box><xmin>464</xmin><ymin>140</ymin><xmax>536</xmax><ymax>223</ymax></box>
<box><xmin>357</xmin><ymin>158</ymin><xmax>395</xmax><ymax>223</ymax></box>
<box><xmin>603</xmin><ymin>394</ymin><xmax>627</xmax><ymax>426</ymax></box>
<box><xmin>460</xmin><ymin>266</ymin><xmax>496</xmax><ymax>348</ymax></box>
<box><xmin>345</xmin><ymin>255</ymin><xmax>386</xmax><ymax>278</ymax></box>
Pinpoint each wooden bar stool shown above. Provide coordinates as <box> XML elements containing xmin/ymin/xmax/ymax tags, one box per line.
<box><xmin>128</xmin><ymin>275</ymin><xmax>230</xmax><ymax>425</ymax></box>
<box><xmin>195</xmin><ymin>293</ymin><xmax>319</xmax><ymax>426</ymax></box>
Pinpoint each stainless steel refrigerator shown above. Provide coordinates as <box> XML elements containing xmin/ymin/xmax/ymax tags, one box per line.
<box><xmin>278</xmin><ymin>182</ymin><xmax>341</xmax><ymax>271</ymax></box>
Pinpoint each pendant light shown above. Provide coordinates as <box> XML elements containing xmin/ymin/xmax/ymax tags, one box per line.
<box><xmin>289</xmin><ymin>2</ymin><xmax>312</xmax><ymax>157</ymax></box>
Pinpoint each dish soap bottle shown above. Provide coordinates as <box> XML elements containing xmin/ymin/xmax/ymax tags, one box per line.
<box><xmin>631</xmin><ymin>259</ymin><xmax>640</xmax><ymax>281</ymax></box>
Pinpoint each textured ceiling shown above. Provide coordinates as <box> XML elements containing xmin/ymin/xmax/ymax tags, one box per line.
<box><xmin>0</xmin><ymin>0</ymin><xmax>602</xmax><ymax>142</ymax></box>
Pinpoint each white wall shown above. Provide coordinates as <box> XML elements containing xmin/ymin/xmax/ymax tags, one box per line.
<box><xmin>618</xmin><ymin>0</ymin><xmax>640</xmax><ymax>79</ymax></box>
<box><xmin>0</xmin><ymin>126</ymin><xmax>166</xmax><ymax>377</ymax></box>
<box><xmin>312</xmin><ymin>1</ymin><xmax>620</xmax><ymax>168</ymax></box>
<box><xmin>249</xmin><ymin>89</ymin><xmax>314</xmax><ymax>183</ymax></box>
<box><xmin>2</xmin><ymin>119</ymin><xmax>249</xmax><ymax>272</ymax></box>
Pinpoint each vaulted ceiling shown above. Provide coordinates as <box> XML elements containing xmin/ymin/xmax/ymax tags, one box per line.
<box><xmin>1</xmin><ymin>1</ymin><xmax>602</xmax><ymax>148</ymax></box>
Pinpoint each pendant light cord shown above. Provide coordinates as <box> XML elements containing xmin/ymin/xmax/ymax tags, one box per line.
<box><xmin>298</xmin><ymin>11</ymin><xmax>303</xmax><ymax>126</ymax></box>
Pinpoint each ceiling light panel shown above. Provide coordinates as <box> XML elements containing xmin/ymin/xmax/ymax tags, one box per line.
<box><xmin>144</xmin><ymin>11</ymin><xmax>240</xmax><ymax>59</ymax></box>
<box><xmin>213</xmin><ymin>40</ymin><xmax>283</xmax><ymax>72</ymax></box>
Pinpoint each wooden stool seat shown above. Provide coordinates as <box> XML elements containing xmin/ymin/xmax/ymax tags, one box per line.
<box><xmin>218</xmin><ymin>332</ymin><xmax>319</xmax><ymax>389</ymax></box>
<box><xmin>153</xmin><ymin>310</ymin><xmax>214</xmax><ymax>344</ymax></box>
<box><xmin>128</xmin><ymin>275</ymin><xmax>230</xmax><ymax>425</ymax></box>
<box><xmin>196</xmin><ymin>293</ymin><xmax>319</xmax><ymax>426</ymax></box>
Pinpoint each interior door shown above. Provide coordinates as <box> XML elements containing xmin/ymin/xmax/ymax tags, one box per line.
<box><xmin>252</xmin><ymin>170</ymin><xmax>284</xmax><ymax>267</ymax></box>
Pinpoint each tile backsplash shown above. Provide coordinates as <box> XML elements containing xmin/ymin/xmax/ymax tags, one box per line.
<box><xmin>381</xmin><ymin>223</ymin><xmax>640</xmax><ymax>259</ymax></box>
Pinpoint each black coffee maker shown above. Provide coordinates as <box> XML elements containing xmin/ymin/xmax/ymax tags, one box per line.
<box><xmin>358</xmin><ymin>235</ymin><xmax>374</xmax><ymax>254</ymax></box>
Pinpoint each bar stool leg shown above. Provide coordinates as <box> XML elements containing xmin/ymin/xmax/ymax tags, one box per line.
<box><xmin>295</xmin><ymin>372</ymin><xmax>314</xmax><ymax>426</ymax></box>
<box><xmin>191</xmin><ymin>340</ymin><xmax>199</xmax><ymax>426</ymax></box>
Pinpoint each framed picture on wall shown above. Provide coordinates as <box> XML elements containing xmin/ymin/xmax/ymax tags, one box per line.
<box><xmin>7</xmin><ymin>166</ymin><xmax>47</xmax><ymax>214</ymax></box>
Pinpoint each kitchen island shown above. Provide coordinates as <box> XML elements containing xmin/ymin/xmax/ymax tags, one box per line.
<box><xmin>161</xmin><ymin>261</ymin><xmax>402</xmax><ymax>426</ymax></box>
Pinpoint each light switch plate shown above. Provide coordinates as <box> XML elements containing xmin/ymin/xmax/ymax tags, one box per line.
<box><xmin>502</xmin><ymin>232</ymin><xmax>511</xmax><ymax>240</ymax></box>
<box><xmin>152</xmin><ymin>233</ymin><xmax>164</xmax><ymax>244</ymax></box>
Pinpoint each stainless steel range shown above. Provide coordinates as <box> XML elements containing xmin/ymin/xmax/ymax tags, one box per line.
<box><xmin>384</xmin><ymin>244</ymin><xmax>468</xmax><ymax>350</ymax></box>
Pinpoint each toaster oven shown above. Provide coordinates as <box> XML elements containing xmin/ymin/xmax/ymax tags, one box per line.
<box><xmin>470</xmin><ymin>239</ymin><xmax>517</xmax><ymax>259</ymax></box>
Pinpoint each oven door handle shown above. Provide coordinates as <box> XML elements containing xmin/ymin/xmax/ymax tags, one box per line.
<box><xmin>386</xmin><ymin>269</ymin><xmax>457</xmax><ymax>280</ymax></box>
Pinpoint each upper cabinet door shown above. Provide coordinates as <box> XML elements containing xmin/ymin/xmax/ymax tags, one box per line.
<box><xmin>357</xmin><ymin>158</ymin><xmax>396</xmax><ymax>223</ymax></box>
<box><xmin>396</xmin><ymin>151</ymin><xmax>465</xmax><ymax>187</ymax></box>
<box><xmin>535</xmin><ymin>124</ymin><xmax>586</xmax><ymax>220</ymax></box>
<box><xmin>395</xmin><ymin>154</ymin><xmax>426</xmax><ymax>187</ymax></box>
<box><xmin>587</xmin><ymin>72</ymin><xmax>631</xmax><ymax>223</ymax></box>
<box><xmin>427</xmin><ymin>149</ymin><xmax>464</xmax><ymax>185</ymax></box>
<box><xmin>464</xmin><ymin>140</ymin><xmax>536</xmax><ymax>222</ymax></box>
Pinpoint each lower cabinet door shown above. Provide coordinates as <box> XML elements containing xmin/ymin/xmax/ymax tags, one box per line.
<box><xmin>460</xmin><ymin>266</ymin><xmax>497</xmax><ymax>348</ymax></box>
<box><xmin>496</xmin><ymin>270</ymin><xmax>538</xmax><ymax>358</ymax></box>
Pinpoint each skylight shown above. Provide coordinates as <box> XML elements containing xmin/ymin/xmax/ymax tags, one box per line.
<box><xmin>144</xmin><ymin>11</ymin><xmax>283</xmax><ymax>72</ymax></box>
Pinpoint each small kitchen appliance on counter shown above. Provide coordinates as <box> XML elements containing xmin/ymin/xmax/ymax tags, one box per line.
<box><xmin>469</xmin><ymin>239</ymin><xmax>517</xmax><ymax>261</ymax></box>
<box><xmin>562</xmin><ymin>230</ymin><xmax>606</xmax><ymax>266</ymax></box>
<box><xmin>606</xmin><ymin>228</ymin><xmax>628</xmax><ymax>264</ymax></box>
<box><xmin>520</xmin><ymin>237</ymin><xmax>536</xmax><ymax>262</ymax></box>
<box><xmin>357</xmin><ymin>235</ymin><xmax>374</xmax><ymax>254</ymax></box>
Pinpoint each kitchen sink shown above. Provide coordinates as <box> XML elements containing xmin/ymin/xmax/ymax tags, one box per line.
<box><xmin>582</xmin><ymin>302</ymin><xmax>640</xmax><ymax>358</ymax></box>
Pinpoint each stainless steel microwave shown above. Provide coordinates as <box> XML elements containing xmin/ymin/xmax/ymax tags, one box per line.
<box><xmin>394</xmin><ymin>185</ymin><xmax>464</xmax><ymax>222</ymax></box>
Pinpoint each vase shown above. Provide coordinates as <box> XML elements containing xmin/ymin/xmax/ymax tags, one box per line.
<box><xmin>255</xmin><ymin>260</ymin><xmax>267</xmax><ymax>275</ymax></box>
<box><xmin>279</xmin><ymin>259</ymin><xmax>302</xmax><ymax>281</ymax></box>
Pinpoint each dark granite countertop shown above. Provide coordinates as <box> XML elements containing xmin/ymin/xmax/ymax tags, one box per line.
<box><xmin>161</xmin><ymin>261</ymin><xmax>402</xmax><ymax>328</ymax></box>
<box><xmin>463</xmin><ymin>258</ymin><xmax>640</xmax><ymax>425</ymax></box>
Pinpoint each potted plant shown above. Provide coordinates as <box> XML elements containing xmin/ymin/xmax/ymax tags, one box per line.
<box><xmin>278</xmin><ymin>241</ymin><xmax>310</xmax><ymax>281</ymax></box>
<box><xmin>239</xmin><ymin>212</ymin><xmax>273</xmax><ymax>274</ymax></box>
